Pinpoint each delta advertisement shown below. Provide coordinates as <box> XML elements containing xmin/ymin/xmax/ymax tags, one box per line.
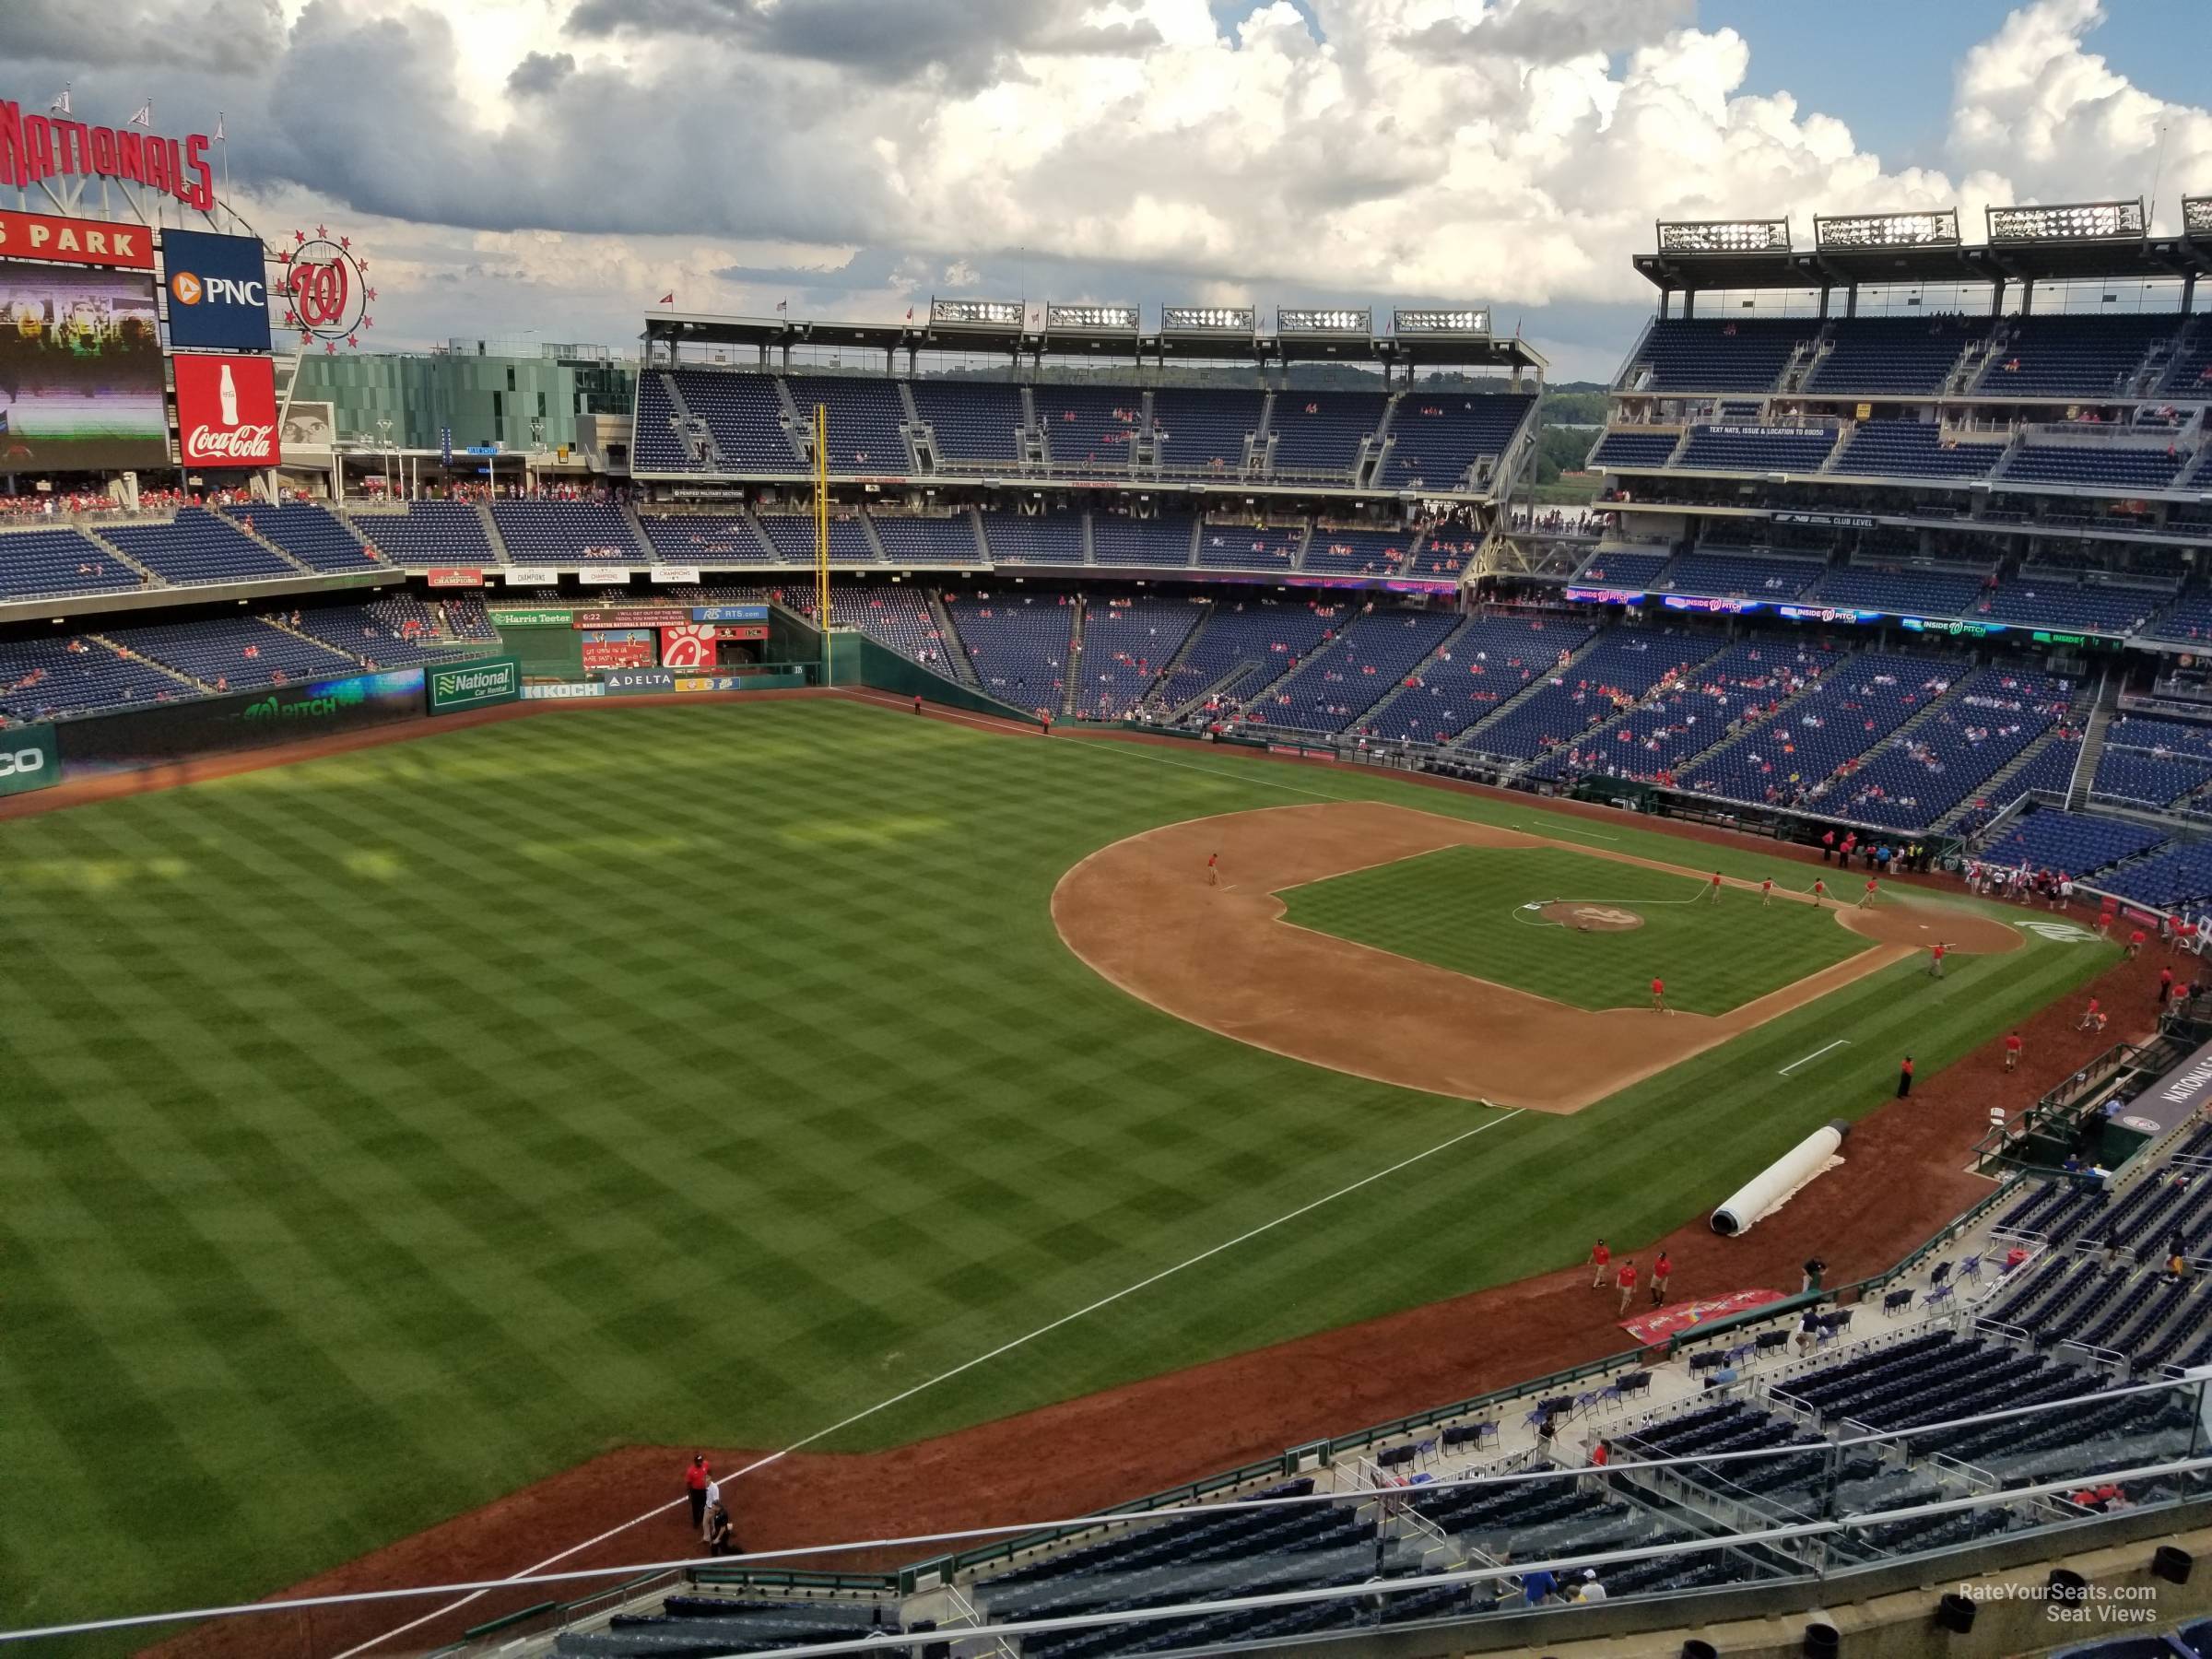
<box><xmin>0</xmin><ymin>721</ymin><xmax>60</xmax><ymax>798</ymax></box>
<box><xmin>172</xmin><ymin>350</ymin><xmax>278</xmax><ymax>467</ymax></box>
<box><xmin>0</xmin><ymin>260</ymin><xmax>169</xmax><ymax>469</ymax></box>
<box><xmin>159</xmin><ymin>229</ymin><xmax>273</xmax><ymax>352</ymax></box>
<box><xmin>58</xmin><ymin>667</ymin><xmax>426</xmax><ymax>775</ymax></box>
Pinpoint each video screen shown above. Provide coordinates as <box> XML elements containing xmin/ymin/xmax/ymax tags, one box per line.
<box><xmin>0</xmin><ymin>261</ymin><xmax>171</xmax><ymax>472</ymax></box>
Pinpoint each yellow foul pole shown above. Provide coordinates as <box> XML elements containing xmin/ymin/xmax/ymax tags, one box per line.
<box><xmin>815</xmin><ymin>403</ymin><xmax>831</xmax><ymax>687</ymax></box>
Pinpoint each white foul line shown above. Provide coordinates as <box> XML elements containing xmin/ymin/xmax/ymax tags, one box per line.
<box><xmin>1778</xmin><ymin>1039</ymin><xmax>1851</xmax><ymax>1076</ymax></box>
<box><xmin>333</xmin><ymin>1107</ymin><xmax>1527</xmax><ymax>1657</ymax></box>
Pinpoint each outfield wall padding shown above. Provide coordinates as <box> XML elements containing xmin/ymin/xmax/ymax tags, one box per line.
<box><xmin>56</xmin><ymin>666</ymin><xmax>429</xmax><ymax>777</ymax></box>
<box><xmin>823</xmin><ymin>627</ymin><xmax>1041</xmax><ymax>725</ymax></box>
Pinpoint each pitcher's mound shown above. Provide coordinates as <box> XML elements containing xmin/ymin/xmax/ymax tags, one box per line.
<box><xmin>1538</xmin><ymin>900</ymin><xmax>1645</xmax><ymax>933</ymax></box>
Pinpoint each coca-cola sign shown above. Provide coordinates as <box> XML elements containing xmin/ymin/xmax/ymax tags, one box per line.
<box><xmin>172</xmin><ymin>353</ymin><xmax>278</xmax><ymax>467</ymax></box>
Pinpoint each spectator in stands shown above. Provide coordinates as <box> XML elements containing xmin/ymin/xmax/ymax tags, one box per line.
<box><xmin>1575</xmin><ymin>1570</ymin><xmax>1606</xmax><ymax>1603</ymax></box>
<box><xmin>1521</xmin><ymin>1566</ymin><xmax>1559</xmax><ymax>1606</ymax></box>
<box><xmin>1795</xmin><ymin>1308</ymin><xmax>1820</xmax><ymax>1356</ymax></box>
<box><xmin>683</xmin><ymin>1453</ymin><xmax>712</xmax><ymax>1532</ymax></box>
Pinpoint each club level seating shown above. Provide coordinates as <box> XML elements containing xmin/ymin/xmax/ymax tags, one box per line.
<box><xmin>2100</xmin><ymin>841</ymin><xmax>2212</xmax><ymax>913</ymax></box>
<box><xmin>1832</xmin><ymin>421</ymin><xmax>2006</xmax><ymax>481</ymax></box>
<box><xmin>946</xmin><ymin>593</ymin><xmax>1076</xmax><ymax>707</ymax></box>
<box><xmin>637</xmin><ymin>513</ymin><xmax>775</xmax><ymax>565</ymax></box>
<box><xmin>0</xmin><ymin>635</ymin><xmax>189</xmax><ymax>722</ymax></box>
<box><xmin>218</xmin><ymin>502</ymin><xmax>382</xmax><ymax>572</ymax></box>
<box><xmin>2162</xmin><ymin>322</ymin><xmax>2212</xmax><ymax>396</ymax></box>
<box><xmin>667</xmin><ymin>370</ymin><xmax>805</xmax><ymax>472</ymax></box>
<box><xmin>1266</xmin><ymin>391</ymin><xmax>1387</xmax><ymax>478</ymax></box>
<box><xmin>1660</xmin><ymin>552</ymin><xmax>1819</xmax><ymax>600</ymax></box>
<box><xmin>489</xmin><ymin>501</ymin><xmax>643</xmax><ymax>562</ymax></box>
<box><xmin>1804</xmin><ymin>316</ymin><xmax>1978</xmax><ymax>395</ymax></box>
<box><xmin>2105</xmin><ymin>716</ymin><xmax>2212</xmax><ymax>762</ymax></box>
<box><xmin>1676</xmin><ymin>424</ymin><xmax>1838</xmax><ymax>473</ymax></box>
<box><xmin>1256</xmin><ymin>609</ymin><xmax>1462</xmax><ymax>735</ymax></box>
<box><xmin>1364</xmin><ymin>616</ymin><xmax>1584</xmax><ymax>747</ymax></box>
<box><xmin>1408</xmin><ymin>533</ymin><xmax>1479</xmax><ymax>580</ymax></box>
<box><xmin>756</xmin><ymin>513</ymin><xmax>877</xmax><ymax>565</ymax></box>
<box><xmin>441</xmin><ymin>595</ymin><xmax>500</xmax><ymax>642</ymax></box>
<box><xmin>1980</xmin><ymin>579</ymin><xmax>2163</xmax><ymax>635</ymax></box>
<box><xmin>1806</xmin><ymin>565</ymin><xmax>1988</xmax><ymax>617</ymax></box>
<box><xmin>0</xmin><ymin>527</ymin><xmax>144</xmax><ymax>601</ymax></box>
<box><xmin>1379</xmin><ymin>394</ymin><xmax>1534</xmax><ymax>491</ymax></box>
<box><xmin>2091</xmin><ymin>747</ymin><xmax>2212</xmax><ymax>809</ymax></box>
<box><xmin>1072</xmin><ymin>596</ymin><xmax>1210</xmax><ymax>720</ymax></box>
<box><xmin>1039</xmin><ymin>386</ymin><xmax>1142</xmax><ymax>475</ymax></box>
<box><xmin>1302</xmin><ymin>528</ymin><xmax>1411</xmax><ymax>578</ymax></box>
<box><xmin>1196</xmin><ymin>523</ymin><xmax>1300</xmax><ymax>571</ymax></box>
<box><xmin>1572</xmin><ymin>548</ymin><xmax>1670</xmax><ymax>589</ymax></box>
<box><xmin>785</xmin><ymin>374</ymin><xmax>911</xmax><ymax>475</ymax></box>
<box><xmin>1150</xmin><ymin>388</ymin><xmax>1264</xmax><ymax>476</ymax></box>
<box><xmin>352</xmin><ymin>501</ymin><xmax>497</xmax><ymax>568</ymax></box>
<box><xmin>1462</xmin><ymin>628</ymin><xmax>1719</xmax><ymax>760</ymax></box>
<box><xmin>1687</xmin><ymin>652</ymin><xmax>1952</xmax><ymax>812</ymax></box>
<box><xmin>1087</xmin><ymin>513</ymin><xmax>1188</xmax><ymax>569</ymax></box>
<box><xmin>1979</xmin><ymin>808</ymin><xmax>2168</xmax><ymax>878</ymax></box>
<box><xmin>1590</xmin><ymin>430</ymin><xmax>1678</xmax><ymax>470</ymax></box>
<box><xmin>100</xmin><ymin>508</ymin><xmax>296</xmax><ymax>585</ymax></box>
<box><xmin>1147</xmin><ymin>599</ymin><xmax>1339</xmax><ymax>709</ymax></box>
<box><xmin>1529</xmin><ymin>639</ymin><xmax>1844</xmax><ymax>783</ymax></box>
<box><xmin>1975</xmin><ymin>314</ymin><xmax>2173</xmax><ymax>399</ymax></box>
<box><xmin>867</xmin><ymin>514</ymin><xmax>979</xmax><ymax>566</ymax></box>
<box><xmin>2141</xmin><ymin>587</ymin><xmax>2212</xmax><ymax>645</ymax></box>
<box><xmin>1830</xmin><ymin>667</ymin><xmax>2071</xmax><ymax>832</ymax></box>
<box><xmin>912</xmin><ymin>378</ymin><xmax>1024</xmax><ymax>465</ymax></box>
<box><xmin>553</xmin><ymin>1593</ymin><xmax>899</xmax><ymax>1659</ymax></box>
<box><xmin>2004</xmin><ymin>444</ymin><xmax>2190</xmax><ymax>492</ymax></box>
<box><xmin>104</xmin><ymin>617</ymin><xmax>356</xmax><ymax>691</ymax></box>
<box><xmin>999</xmin><ymin>512</ymin><xmax>1101</xmax><ymax>571</ymax></box>
<box><xmin>1628</xmin><ymin>318</ymin><xmax>1816</xmax><ymax>394</ymax></box>
<box><xmin>288</xmin><ymin>602</ymin><xmax>478</xmax><ymax>670</ymax></box>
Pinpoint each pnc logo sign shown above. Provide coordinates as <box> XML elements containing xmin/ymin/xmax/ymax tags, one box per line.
<box><xmin>169</xmin><ymin>269</ymin><xmax>266</xmax><ymax>309</ymax></box>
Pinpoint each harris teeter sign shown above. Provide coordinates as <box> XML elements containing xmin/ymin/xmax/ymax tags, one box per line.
<box><xmin>427</xmin><ymin>657</ymin><xmax>522</xmax><ymax>715</ymax></box>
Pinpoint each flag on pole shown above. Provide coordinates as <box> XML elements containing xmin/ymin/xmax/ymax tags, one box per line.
<box><xmin>49</xmin><ymin>86</ymin><xmax>71</xmax><ymax>114</ymax></box>
<box><xmin>905</xmin><ymin>306</ymin><xmax>914</xmax><ymax>321</ymax></box>
<box><xmin>128</xmin><ymin>101</ymin><xmax>153</xmax><ymax>128</ymax></box>
<box><xmin>214</xmin><ymin>113</ymin><xmax>226</xmax><ymax>142</ymax></box>
<box><xmin>775</xmin><ymin>300</ymin><xmax>788</xmax><ymax>312</ymax></box>
<box><xmin>659</xmin><ymin>292</ymin><xmax>675</xmax><ymax>305</ymax></box>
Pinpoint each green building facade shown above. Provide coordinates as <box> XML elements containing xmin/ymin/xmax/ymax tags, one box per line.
<box><xmin>289</xmin><ymin>339</ymin><xmax>637</xmax><ymax>453</ymax></box>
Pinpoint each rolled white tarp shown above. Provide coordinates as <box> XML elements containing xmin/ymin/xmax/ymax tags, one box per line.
<box><xmin>1711</xmin><ymin>1122</ymin><xmax>1847</xmax><ymax>1237</ymax></box>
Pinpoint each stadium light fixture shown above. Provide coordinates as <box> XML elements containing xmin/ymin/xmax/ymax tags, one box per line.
<box><xmin>930</xmin><ymin>298</ymin><xmax>1025</xmax><ymax>327</ymax></box>
<box><xmin>1392</xmin><ymin>308</ymin><xmax>1490</xmax><ymax>335</ymax></box>
<box><xmin>1813</xmin><ymin>209</ymin><xmax>1960</xmax><ymax>249</ymax></box>
<box><xmin>1044</xmin><ymin>303</ymin><xmax>1139</xmax><ymax>331</ymax></box>
<box><xmin>1987</xmin><ymin>200</ymin><xmax>2146</xmax><ymax>242</ymax></box>
<box><xmin>1160</xmin><ymin>305</ymin><xmax>1255</xmax><ymax>333</ymax></box>
<box><xmin>1654</xmin><ymin>218</ymin><xmax>1790</xmax><ymax>254</ymax></box>
<box><xmin>1277</xmin><ymin>307</ymin><xmax>1372</xmax><ymax>335</ymax></box>
<box><xmin>2184</xmin><ymin>196</ymin><xmax>2212</xmax><ymax>237</ymax></box>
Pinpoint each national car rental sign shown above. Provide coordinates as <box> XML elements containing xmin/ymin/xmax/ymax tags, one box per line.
<box><xmin>172</xmin><ymin>354</ymin><xmax>279</xmax><ymax>468</ymax></box>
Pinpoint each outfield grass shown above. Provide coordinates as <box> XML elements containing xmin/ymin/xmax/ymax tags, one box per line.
<box><xmin>1280</xmin><ymin>844</ymin><xmax>1870</xmax><ymax>1015</ymax></box>
<box><xmin>0</xmin><ymin>701</ymin><xmax>2116</xmax><ymax>1635</ymax></box>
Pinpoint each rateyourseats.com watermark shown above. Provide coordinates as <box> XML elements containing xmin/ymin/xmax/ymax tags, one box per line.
<box><xmin>1954</xmin><ymin>1580</ymin><xmax>2163</xmax><ymax>1626</ymax></box>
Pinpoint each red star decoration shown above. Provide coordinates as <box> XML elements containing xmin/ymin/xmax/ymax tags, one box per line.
<box><xmin>347</xmin><ymin>334</ymin><xmax>359</xmax><ymax>348</ymax></box>
<box><xmin>324</xmin><ymin>341</ymin><xmax>336</xmax><ymax>355</ymax></box>
<box><xmin>283</xmin><ymin>309</ymin><xmax>298</xmax><ymax>325</ymax></box>
<box><xmin>356</xmin><ymin>261</ymin><xmax>369</xmax><ymax>274</ymax></box>
<box><xmin>276</xmin><ymin>247</ymin><xmax>292</xmax><ymax>264</ymax></box>
<box><xmin>339</xmin><ymin>236</ymin><xmax>351</xmax><ymax>250</ymax></box>
<box><xmin>293</xmin><ymin>229</ymin><xmax>305</xmax><ymax>242</ymax></box>
<box><xmin>362</xmin><ymin>315</ymin><xmax>374</xmax><ymax>328</ymax></box>
<box><xmin>365</xmin><ymin>288</ymin><xmax>378</xmax><ymax>302</ymax></box>
<box><xmin>299</xmin><ymin>330</ymin><xmax>312</xmax><ymax>344</ymax></box>
<box><xmin>315</xmin><ymin>223</ymin><xmax>327</xmax><ymax>238</ymax></box>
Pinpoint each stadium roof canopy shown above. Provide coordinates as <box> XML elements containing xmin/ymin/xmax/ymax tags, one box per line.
<box><xmin>1635</xmin><ymin>202</ymin><xmax>2212</xmax><ymax>296</ymax></box>
<box><xmin>642</xmin><ymin>308</ymin><xmax>1547</xmax><ymax>374</ymax></box>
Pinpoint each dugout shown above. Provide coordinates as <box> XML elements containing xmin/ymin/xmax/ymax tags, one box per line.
<box><xmin>1974</xmin><ymin>1036</ymin><xmax>2195</xmax><ymax>1181</ymax></box>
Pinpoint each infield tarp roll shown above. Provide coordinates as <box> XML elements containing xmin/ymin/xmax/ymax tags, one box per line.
<box><xmin>1712</xmin><ymin>1123</ymin><xmax>1845</xmax><ymax>1236</ymax></box>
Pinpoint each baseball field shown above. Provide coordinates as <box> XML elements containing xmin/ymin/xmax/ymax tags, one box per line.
<box><xmin>0</xmin><ymin>696</ymin><xmax>2115</xmax><ymax>1637</ymax></box>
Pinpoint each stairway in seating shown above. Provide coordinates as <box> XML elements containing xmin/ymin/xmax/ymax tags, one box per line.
<box><xmin>76</xmin><ymin>525</ymin><xmax>165</xmax><ymax>588</ymax></box>
<box><xmin>1061</xmin><ymin>598</ymin><xmax>1088</xmax><ymax>719</ymax></box>
<box><xmin>222</xmin><ymin>512</ymin><xmax>316</xmax><ymax>576</ymax></box>
<box><xmin>2069</xmin><ymin>677</ymin><xmax>2121</xmax><ymax>810</ymax></box>
<box><xmin>1935</xmin><ymin>687</ymin><xmax>2095</xmax><ymax>831</ymax></box>
<box><xmin>474</xmin><ymin>504</ymin><xmax>511</xmax><ymax>566</ymax></box>
<box><xmin>1348</xmin><ymin>616</ymin><xmax>1475</xmax><ymax>736</ymax></box>
<box><xmin>1138</xmin><ymin>600</ymin><xmax>1218</xmax><ymax>714</ymax></box>
<box><xmin>1455</xmin><ymin>625</ymin><xmax>1617</xmax><ymax>751</ymax></box>
<box><xmin>87</xmin><ymin>633</ymin><xmax>210</xmax><ymax>692</ymax></box>
<box><xmin>926</xmin><ymin>590</ymin><xmax>982</xmax><ymax>689</ymax></box>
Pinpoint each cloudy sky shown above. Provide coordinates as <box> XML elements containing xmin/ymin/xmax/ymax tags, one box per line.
<box><xmin>3</xmin><ymin>0</ymin><xmax>2208</xmax><ymax>380</ymax></box>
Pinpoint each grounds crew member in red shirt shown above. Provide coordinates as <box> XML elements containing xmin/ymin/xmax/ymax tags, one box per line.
<box><xmin>1761</xmin><ymin>877</ymin><xmax>1774</xmax><ymax>906</ymax></box>
<box><xmin>1650</xmin><ymin>1252</ymin><xmax>1672</xmax><ymax>1305</ymax></box>
<box><xmin>1859</xmin><ymin>877</ymin><xmax>1878</xmax><ymax>909</ymax></box>
<box><xmin>1588</xmin><ymin>1238</ymin><xmax>1611</xmax><ymax>1288</ymax></box>
<box><xmin>1809</xmin><ymin>877</ymin><xmax>1828</xmax><ymax>907</ymax></box>
<box><xmin>684</xmin><ymin>1453</ymin><xmax>712</xmax><ymax>1531</ymax></box>
<box><xmin>2005</xmin><ymin>1031</ymin><xmax>2023</xmax><ymax>1072</ymax></box>
<box><xmin>1650</xmin><ymin>977</ymin><xmax>1666</xmax><ymax>1013</ymax></box>
<box><xmin>1928</xmin><ymin>941</ymin><xmax>1948</xmax><ymax>979</ymax></box>
<box><xmin>1705</xmin><ymin>871</ymin><xmax>1723</xmax><ymax>902</ymax></box>
<box><xmin>2162</xmin><ymin>966</ymin><xmax>2176</xmax><ymax>1006</ymax></box>
<box><xmin>1896</xmin><ymin>1055</ymin><xmax>1913</xmax><ymax>1098</ymax></box>
<box><xmin>1615</xmin><ymin>1258</ymin><xmax>1640</xmax><ymax>1314</ymax></box>
<box><xmin>1206</xmin><ymin>851</ymin><xmax>1220</xmax><ymax>888</ymax></box>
